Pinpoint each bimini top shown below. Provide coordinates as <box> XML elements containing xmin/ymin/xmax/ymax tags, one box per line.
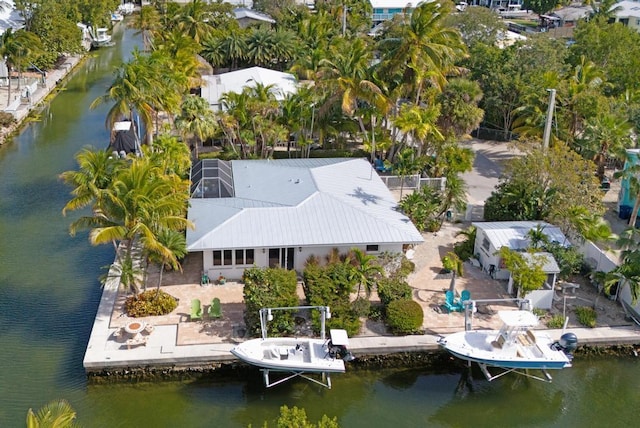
<box><xmin>498</xmin><ymin>310</ymin><xmax>539</xmax><ymax>327</ymax></box>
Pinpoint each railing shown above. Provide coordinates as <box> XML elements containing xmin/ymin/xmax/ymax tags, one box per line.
<box><xmin>380</xmin><ymin>174</ymin><xmax>446</xmax><ymax>192</ymax></box>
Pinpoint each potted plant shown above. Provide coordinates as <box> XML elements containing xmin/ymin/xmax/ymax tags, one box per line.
<box><xmin>218</xmin><ymin>275</ymin><xmax>226</xmax><ymax>285</ymax></box>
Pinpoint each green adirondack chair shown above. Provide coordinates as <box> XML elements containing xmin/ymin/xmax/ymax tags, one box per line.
<box><xmin>190</xmin><ymin>298</ymin><xmax>202</xmax><ymax>321</ymax></box>
<box><xmin>208</xmin><ymin>297</ymin><xmax>222</xmax><ymax>319</ymax></box>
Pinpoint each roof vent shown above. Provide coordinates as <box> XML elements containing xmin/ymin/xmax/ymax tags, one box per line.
<box><xmin>295</xmin><ymin>179</ymin><xmax>301</xmax><ymax>184</ymax></box>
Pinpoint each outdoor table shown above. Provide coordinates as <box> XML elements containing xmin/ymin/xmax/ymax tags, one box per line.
<box><xmin>124</xmin><ymin>321</ymin><xmax>146</xmax><ymax>337</ymax></box>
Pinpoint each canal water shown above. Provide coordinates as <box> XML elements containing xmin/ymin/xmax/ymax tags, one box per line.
<box><xmin>1</xmin><ymin>24</ymin><xmax>640</xmax><ymax>428</ymax></box>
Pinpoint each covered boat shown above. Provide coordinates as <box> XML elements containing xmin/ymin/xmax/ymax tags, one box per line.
<box><xmin>438</xmin><ymin>310</ymin><xmax>577</xmax><ymax>382</ymax></box>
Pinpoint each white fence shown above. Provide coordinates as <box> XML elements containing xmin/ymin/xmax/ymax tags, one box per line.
<box><xmin>380</xmin><ymin>174</ymin><xmax>446</xmax><ymax>192</ymax></box>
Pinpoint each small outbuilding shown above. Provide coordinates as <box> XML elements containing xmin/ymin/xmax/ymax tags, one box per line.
<box><xmin>472</xmin><ymin>221</ymin><xmax>568</xmax><ymax>280</ymax></box>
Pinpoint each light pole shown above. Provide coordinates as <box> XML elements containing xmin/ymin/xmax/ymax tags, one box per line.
<box><xmin>342</xmin><ymin>4</ymin><xmax>348</xmax><ymax>36</ymax></box>
<box><xmin>542</xmin><ymin>88</ymin><xmax>556</xmax><ymax>151</ymax></box>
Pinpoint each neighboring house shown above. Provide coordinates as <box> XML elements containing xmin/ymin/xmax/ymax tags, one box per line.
<box><xmin>200</xmin><ymin>66</ymin><xmax>298</xmax><ymax>111</ymax></box>
<box><xmin>618</xmin><ymin>148</ymin><xmax>640</xmax><ymax>224</ymax></box>
<box><xmin>472</xmin><ymin>221</ymin><xmax>568</xmax><ymax>281</ymax></box>
<box><xmin>611</xmin><ymin>1</ymin><xmax>640</xmax><ymax>32</ymax></box>
<box><xmin>187</xmin><ymin>158</ymin><xmax>424</xmax><ymax>279</ymax></box>
<box><xmin>370</xmin><ymin>0</ymin><xmax>417</xmax><ymax>27</ymax></box>
<box><xmin>546</xmin><ymin>5</ymin><xmax>592</xmax><ymax>27</ymax></box>
<box><xmin>234</xmin><ymin>7</ymin><xmax>275</xmax><ymax>28</ymax></box>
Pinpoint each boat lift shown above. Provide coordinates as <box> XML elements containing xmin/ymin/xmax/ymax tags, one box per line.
<box><xmin>460</xmin><ymin>297</ymin><xmax>567</xmax><ymax>383</ymax></box>
<box><xmin>258</xmin><ymin>305</ymin><xmax>338</xmax><ymax>388</ymax></box>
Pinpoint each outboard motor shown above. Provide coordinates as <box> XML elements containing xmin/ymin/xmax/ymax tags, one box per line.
<box><xmin>552</xmin><ymin>332</ymin><xmax>579</xmax><ymax>356</ymax></box>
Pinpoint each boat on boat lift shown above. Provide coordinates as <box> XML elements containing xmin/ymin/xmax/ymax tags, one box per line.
<box><xmin>230</xmin><ymin>306</ymin><xmax>354</xmax><ymax>388</ymax></box>
<box><xmin>438</xmin><ymin>308</ymin><xmax>578</xmax><ymax>382</ymax></box>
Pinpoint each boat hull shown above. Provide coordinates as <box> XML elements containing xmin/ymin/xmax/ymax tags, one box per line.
<box><xmin>231</xmin><ymin>337</ymin><xmax>346</xmax><ymax>373</ymax></box>
<box><xmin>439</xmin><ymin>330</ymin><xmax>571</xmax><ymax>370</ymax></box>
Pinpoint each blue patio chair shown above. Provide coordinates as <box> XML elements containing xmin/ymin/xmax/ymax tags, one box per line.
<box><xmin>459</xmin><ymin>290</ymin><xmax>471</xmax><ymax>309</ymax></box>
<box><xmin>444</xmin><ymin>290</ymin><xmax>463</xmax><ymax>313</ymax></box>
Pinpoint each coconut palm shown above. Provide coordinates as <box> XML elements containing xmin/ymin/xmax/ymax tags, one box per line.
<box><xmin>0</xmin><ymin>28</ymin><xmax>43</xmax><ymax>105</ymax></box>
<box><xmin>377</xmin><ymin>1</ymin><xmax>466</xmax><ymax>103</ymax></box>
<box><xmin>60</xmin><ymin>148</ymin><xmax>124</xmax><ymax>215</ymax></box>
<box><xmin>175</xmin><ymin>95</ymin><xmax>218</xmax><ymax>158</ymax></box>
<box><xmin>527</xmin><ymin>224</ymin><xmax>549</xmax><ymax>250</ymax></box>
<box><xmin>318</xmin><ymin>37</ymin><xmax>389</xmax><ymax>129</ymax></box>
<box><xmin>129</xmin><ymin>5</ymin><xmax>161</xmax><ymax>50</ymax></box>
<box><xmin>349</xmin><ymin>248</ymin><xmax>383</xmax><ymax>298</ymax></box>
<box><xmin>393</xmin><ymin>103</ymin><xmax>444</xmax><ymax>157</ymax></box>
<box><xmin>26</xmin><ymin>399</ymin><xmax>79</xmax><ymax>428</ymax></box>
<box><xmin>147</xmin><ymin>228</ymin><xmax>187</xmax><ymax>295</ymax></box>
<box><xmin>177</xmin><ymin>0</ymin><xmax>214</xmax><ymax>45</ymax></box>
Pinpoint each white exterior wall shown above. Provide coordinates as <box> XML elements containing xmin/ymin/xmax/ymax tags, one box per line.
<box><xmin>202</xmin><ymin>243</ymin><xmax>404</xmax><ymax>280</ymax></box>
<box><xmin>524</xmin><ymin>289</ymin><xmax>554</xmax><ymax>310</ymax></box>
<box><xmin>473</xmin><ymin>230</ymin><xmax>510</xmax><ymax>279</ymax></box>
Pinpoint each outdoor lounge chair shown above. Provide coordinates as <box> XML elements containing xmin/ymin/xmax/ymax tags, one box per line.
<box><xmin>201</xmin><ymin>272</ymin><xmax>210</xmax><ymax>286</ymax></box>
<box><xmin>208</xmin><ymin>297</ymin><xmax>222</xmax><ymax>319</ymax></box>
<box><xmin>191</xmin><ymin>298</ymin><xmax>203</xmax><ymax>321</ymax></box>
<box><xmin>444</xmin><ymin>290</ymin><xmax>463</xmax><ymax>313</ymax></box>
<box><xmin>459</xmin><ymin>290</ymin><xmax>471</xmax><ymax>308</ymax></box>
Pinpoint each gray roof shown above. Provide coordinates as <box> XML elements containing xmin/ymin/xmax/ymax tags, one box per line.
<box><xmin>521</xmin><ymin>252</ymin><xmax>561</xmax><ymax>274</ymax></box>
<box><xmin>472</xmin><ymin>221</ymin><xmax>568</xmax><ymax>251</ymax></box>
<box><xmin>187</xmin><ymin>158</ymin><xmax>424</xmax><ymax>250</ymax></box>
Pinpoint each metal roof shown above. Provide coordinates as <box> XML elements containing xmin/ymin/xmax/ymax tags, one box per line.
<box><xmin>187</xmin><ymin>158</ymin><xmax>424</xmax><ymax>250</ymax></box>
<box><xmin>521</xmin><ymin>252</ymin><xmax>561</xmax><ymax>274</ymax></box>
<box><xmin>471</xmin><ymin>221</ymin><xmax>568</xmax><ymax>251</ymax></box>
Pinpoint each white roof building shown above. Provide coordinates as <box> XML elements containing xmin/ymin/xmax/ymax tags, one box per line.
<box><xmin>611</xmin><ymin>1</ymin><xmax>640</xmax><ymax>32</ymax></box>
<box><xmin>0</xmin><ymin>1</ymin><xmax>24</xmax><ymax>35</ymax></box>
<box><xmin>188</xmin><ymin>158</ymin><xmax>423</xmax><ymax>278</ymax></box>
<box><xmin>200</xmin><ymin>66</ymin><xmax>298</xmax><ymax>111</ymax></box>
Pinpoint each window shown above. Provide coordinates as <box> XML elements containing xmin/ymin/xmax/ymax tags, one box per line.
<box><xmin>482</xmin><ymin>237</ymin><xmax>490</xmax><ymax>251</ymax></box>
<box><xmin>366</xmin><ymin>244</ymin><xmax>379</xmax><ymax>252</ymax></box>
<box><xmin>235</xmin><ymin>249</ymin><xmax>255</xmax><ymax>265</ymax></box>
<box><xmin>213</xmin><ymin>250</ymin><xmax>233</xmax><ymax>266</ymax></box>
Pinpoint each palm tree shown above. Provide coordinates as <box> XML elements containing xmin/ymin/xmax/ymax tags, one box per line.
<box><xmin>60</xmin><ymin>148</ymin><xmax>123</xmax><ymax>215</ymax></box>
<box><xmin>442</xmin><ymin>251</ymin><xmax>464</xmax><ymax>293</ymax></box>
<box><xmin>318</xmin><ymin>37</ymin><xmax>389</xmax><ymax>132</ymax></box>
<box><xmin>393</xmin><ymin>147</ymin><xmax>426</xmax><ymax>198</ymax></box>
<box><xmin>128</xmin><ymin>5</ymin><xmax>161</xmax><ymax>50</ymax></box>
<box><xmin>526</xmin><ymin>224</ymin><xmax>549</xmax><ymax>250</ymax></box>
<box><xmin>377</xmin><ymin>1</ymin><xmax>466</xmax><ymax>103</ymax></box>
<box><xmin>175</xmin><ymin>95</ymin><xmax>218</xmax><ymax>158</ymax></box>
<box><xmin>349</xmin><ymin>248</ymin><xmax>383</xmax><ymax>298</ymax></box>
<box><xmin>0</xmin><ymin>28</ymin><xmax>42</xmax><ymax>105</ymax></box>
<box><xmin>26</xmin><ymin>399</ymin><xmax>79</xmax><ymax>428</ymax></box>
<box><xmin>580</xmin><ymin>110</ymin><xmax>633</xmax><ymax>180</ymax></box>
<box><xmin>147</xmin><ymin>228</ymin><xmax>187</xmax><ymax>296</ymax></box>
<box><xmin>393</xmin><ymin>103</ymin><xmax>444</xmax><ymax>157</ymax></box>
<box><xmin>177</xmin><ymin>0</ymin><xmax>214</xmax><ymax>45</ymax></box>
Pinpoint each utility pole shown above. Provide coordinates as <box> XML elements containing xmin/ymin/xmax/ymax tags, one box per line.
<box><xmin>542</xmin><ymin>88</ymin><xmax>556</xmax><ymax>151</ymax></box>
<box><xmin>342</xmin><ymin>4</ymin><xmax>348</xmax><ymax>36</ymax></box>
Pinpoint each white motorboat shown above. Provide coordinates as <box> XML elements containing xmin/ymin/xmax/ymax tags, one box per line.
<box><xmin>438</xmin><ymin>310</ymin><xmax>578</xmax><ymax>382</ymax></box>
<box><xmin>91</xmin><ymin>28</ymin><xmax>113</xmax><ymax>48</ymax></box>
<box><xmin>231</xmin><ymin>328</ymin><xmax>353</xmax><ymax>388</ymax></box>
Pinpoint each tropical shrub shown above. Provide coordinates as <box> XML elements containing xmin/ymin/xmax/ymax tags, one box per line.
<box><xmin>575</xmin><ymin>306</ymin><xmax>597</xmax><ymax>328</ymax></box>
<box><xmin>397</xmin><ymin>257</ymin><xmax>416</xmax><ymax>278</ymax></box>
<box><xmin>453</xmin><ymin>226</ymin><xmax>476</xmax><ymax>261</ymax></box>
<box><xmin>546</xmin><ymin>314</ymin><xmax>566</xmax><ymax>329</ymax></box>
<box><xmin>125</xmin><ymin>290</ymin><xmax>178</xmax><ymax>317</ymax></box>
<box><xmin>266</xmin><ymin>405</ymin><xmax>339</xmax><ymax>428</ymax></box>
<box><xmin>243</xmin><ymin>267</ymin><xmax>299</xmax><ymax>337</ymax></box>
<box><xmin>0</xmin><ymin>112</ymin><xmax>15</xmax><ymax>128</ymax></box>
<box><xmin>303</xmin><ymin>261</ymin><xmax>361</xmax><ymax>337</ymax></box>
<box><xmin>377</xmin><ymin>277</ymin><xmax>412</xmax><ymax>306</ymax></box>
<box><xmin>386</xmin><ymin>299</ymin><xmax>424</xmax><ymax>334</ymax></box>
<box><xmin>544</xmin><ymin>242</ymin><xmax>584</xmax><ymax>279</ymax></box>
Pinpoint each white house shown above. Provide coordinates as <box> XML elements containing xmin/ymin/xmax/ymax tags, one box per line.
<box><xmin>611</xmin><ymin>1</ymin><xmax>640</xmax><ymax>33</ymax></box>
<box><xmin>472</xmin><ymin>221</ymin><xmax>568</xmax><ymax>280</ymax></box>
<box><xmin>187</xmin><ymin>158</ymin><xmax>424</xmax><ymax>279</ymax></box>
<box><xmin>234</xmin><ymin>7</ymin><xmax>275</xmax><ymax>28</ymax></box>
<box><xmin>200</xmin><ymin>66</ymin><xmax>298</xmax><ymax>111</ymax></box>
